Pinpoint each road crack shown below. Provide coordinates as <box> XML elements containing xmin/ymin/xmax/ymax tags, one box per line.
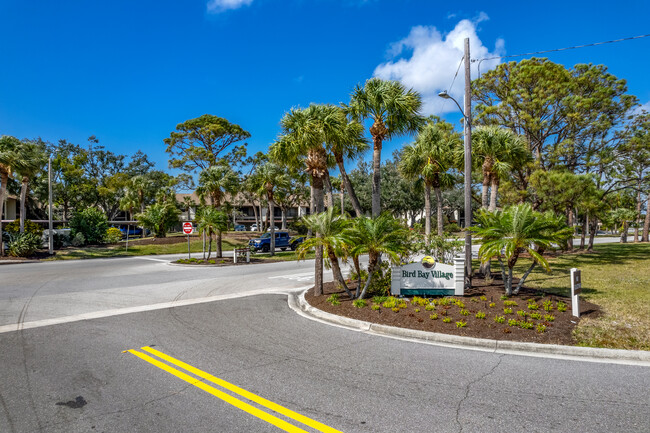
<box><xmin>455</xmin><ymin>353</ymin><xmax>505</xmax><ymax>433</ymax></box>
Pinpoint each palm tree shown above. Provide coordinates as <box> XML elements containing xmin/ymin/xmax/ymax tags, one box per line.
<box><xmin>135</xmin><ymin>202</ymin><xmax>181</xmax><ymax>238</ymax></box>
<box><xmin>470</xmin><ymin>204</ymin><xmax>573</xmax><ymax>295</ymax></box>
<box><xmin>0</xmin><ymin>136</ymin><xmax>20</xmax><ymax>256</ymax></box>
<box><xmin>472</xmin><ymin>126</ymin><xmax>530</xmax><ymax>211</ymax></box>
<box><xmin>297</xmin><ymin>209</ymin><xmax>353</xmax><ymax>298</ymax></box>
<box><xmin>14</xmin><ymin>141</ymin><xmax>47</xmax><ymax>233</ymax></box>
<box><xmin>270</xmin><ymin>104</ymin><xmax>339</xmax><ymax>294</ymax></box>
<box><xmin>344</xmin><ymin>213</ymin><xmax>409</xmax><ymax>299</ymax></box>
<box><xmin>196</xmin><ymin>206</ymin><xmax>229</xmax><ymax>259</ymax></box>
<box><xmin>400</xmin><ymin>119</ymin><xmax>459</xmax><ymax>237</ymax></box>
<box><xmin>327</xmin><ymin>107</ymin><xmax>368</xmax><ymax>217</ymax></box>
<box><xmin>346</xmin><ymin>78</ymin><xmax>424</xmax><ymax>217</ymax></box>
<box><xmin>253</xmin><ymin>161</ymin><xmax>289</xmax><ymax>256</ymax></box>
<box><xmin>196</xmin><ymin>163</ymin><xmax>239</xmax><ymax>208</ymax></box>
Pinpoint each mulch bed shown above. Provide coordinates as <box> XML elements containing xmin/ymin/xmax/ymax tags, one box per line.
<box><xmin>305</xmin><ymin>276</ymin><xmax>600</xmax><ymax>346</ymax></box>
<box><xmin>172</xmin><ymin>256</ymin><xmax>284</xmax><ymax>266</ymax></box>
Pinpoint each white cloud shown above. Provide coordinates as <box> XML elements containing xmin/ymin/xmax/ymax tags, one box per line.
<box><xmin>207</xmin><ymin>0</ymin><xmax>254</xmax><ymax>13</ymax></box>
<box><xmin>373</xmin><ymin>15</ymin><xmax>504</xmax><ymax>115</ymax></box>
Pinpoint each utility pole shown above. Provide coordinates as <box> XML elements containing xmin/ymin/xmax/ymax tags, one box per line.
<box><xmin>48</xmin><ymin>156</ymin><xmax>53</xmax><ymax>255</ymax></box>
<box><xmin>463</xmin><ymin>37</ymin><xmax>473</xmax><ymax>289</ymax></box>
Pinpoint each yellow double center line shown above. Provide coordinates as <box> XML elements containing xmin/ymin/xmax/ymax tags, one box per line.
<box><xmin>125</xmin><ymin>346</ymin><xmax>342</xmax><ymax>433</ymax></box>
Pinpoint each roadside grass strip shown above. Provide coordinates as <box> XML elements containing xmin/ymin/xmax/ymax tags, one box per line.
<box><xmin>125</xmin><ymin>346</ymin><xmax>342</xmax><ymax>433</ymax></box>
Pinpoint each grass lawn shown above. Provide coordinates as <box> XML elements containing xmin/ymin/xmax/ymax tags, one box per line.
<box><xmin>505</xmin><ymin>243</ymin><xmax>650</xmax><ymax>351</ymax></box>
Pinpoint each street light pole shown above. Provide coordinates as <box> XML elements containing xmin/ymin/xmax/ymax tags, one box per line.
<box><xmin>48</xmin><ymin>156</ymin><xmax>53</xmax><ymax>255</ymax></box>
<box><xmin>438</xmin><ymin>37</ymin><xmax>472</xmax><ymax>289</ymax></box>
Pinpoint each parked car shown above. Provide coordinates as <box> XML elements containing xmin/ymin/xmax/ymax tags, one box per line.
<box><xmin>119</xmin><ymin>226</ymin><xmax>149</xmax><ymax>237</ymax></box>
<box><xmin>234</xmin><ymin>224</ymin><xmax>246</xmax><ymax>231</ymax></box>
<box><xmin>248</xmin><ymin>231</ymin><xmax>304</xmax><ymax>252</ymax></box>
<box><xmin>249</xmin><ymin>224</ymin><xmax>279</xmax><ymax>232</ymax></box>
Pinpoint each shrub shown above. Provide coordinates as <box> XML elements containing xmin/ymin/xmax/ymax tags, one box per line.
<box><xmin>6</xmin><ymin>233</ymin><xmax>42</xmax><ymax>257</ymax></box>
<box><xmin>475</xmin><ymin>311</ymin><xmax>486</xmax><ymax>319</ymax></box>
<box><xmin>104</xmin><ymin>227</ymin><xmax>123</xmax><ymax>244</ymax></box>
<box><xmin>326</xmin><ymin>294</ymin><xmax>340</xmax><ymax>306</ymax></box>
<box><xmin>371</xmin><ymin>304</ymin><xmax>380</xmax><ymax>311</ymax></box>
<box><xmin>3</xmin><ymin>219</ymin><xmax>44</xmax><ymax>237</ymax></box>
<box><xmin>69</xmin><ymin>208</ymin><xmax>109</xmax><ymax>245</ymax></box>
<box><xmin>136</xmin><ymin>203</ymin><xmax>180</xmax><ymax>238</ymax></box>
<box><xmin>71</xmin><ymin>232</ymin><xmax>86</xmax><ymax>247</ymax></box>
<box><xmin>352</xmin><ymin>299</ymin><xmax>367</xmax><ymax>308</ymax></box>
<box><xmin>53</xmin><ymin>232</ymin><xmax>70</xmax><ymax>249</ymax></box>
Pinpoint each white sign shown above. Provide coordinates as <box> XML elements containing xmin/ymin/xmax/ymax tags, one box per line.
<box><xmin>183</xmin><ymin>222</ymin><xmax>193</xmax><ymax>234</ymax></box>
<box><xmin>391</xmin><ymin>256</ymin><xmax>464</xmax><ymax>296</ymax></box>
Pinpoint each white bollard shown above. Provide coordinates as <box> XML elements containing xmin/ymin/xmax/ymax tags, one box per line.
<box><xmin>570</xmin><ymin>268</ymin><xmax>582</xmax><ymax>318</ymax></box>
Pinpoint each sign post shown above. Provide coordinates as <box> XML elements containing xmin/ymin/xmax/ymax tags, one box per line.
<box><xmin>183</xmin><ymin>222</ymin><xmax>193</xmax><ymax>259</ymax></box>
<box><xmin>570</xmin><ymin>268</ymin><xmax>582</xmax><ymax>318</ymax></box>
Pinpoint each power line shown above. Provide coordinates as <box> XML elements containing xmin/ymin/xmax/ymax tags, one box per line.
<box><xmin>472</xmin><ymin>33</ymin><xmax>650</xmax><ymax>63</ymax></box>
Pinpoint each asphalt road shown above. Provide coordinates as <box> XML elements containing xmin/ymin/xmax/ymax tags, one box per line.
<box><xmin>0</xmin><ymin>294</ymin><xmax>648</xmax><ymax>433</ymax></box>
<box><xmin>1</xmin><ymin>239</ymin><xmax>647</xmax><ymax>432</ymax></box>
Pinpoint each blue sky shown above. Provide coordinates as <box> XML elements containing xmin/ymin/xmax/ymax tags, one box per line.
<box><xmin>1</xmin><ymin>0</ymin><xmax>649</xmax><ymax>181</ymax></box>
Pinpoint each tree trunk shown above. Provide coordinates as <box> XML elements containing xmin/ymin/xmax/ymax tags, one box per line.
<box><xmin>323</xmin><ymin>172</ymin><xmax>334</xmax><ymax>210</ymax></box>
<box><xmin>434</xmin><ymin>185</ymin><xmax>444</xmax><ymax>236</ymax></box>
<box><xmin>371</xmin><ymin>135</ymin><xmax>382</xmax><ymax>217</ymax></box>
<box><xmin>281</xmin><ymin>207</ymin><xmax>287</xmax><ymax>230</ymax></box>
<box><xmin>336</xmin><ymin>156</ymin><xmax>363</xmax><ymax>217</ymax></box>
<box><xmin>489</xmin><ymin>174</ymin><xmax>499</xmax><ymax>211</ymax></box>
<box><xmin>0</xmin><ymin>172</ymin><xmax>7</xmax><ymax>256</ymax></box>
<box><xmin>216</xmin><ymin>231</ymin><xmax>223</xmax><ymax>258</ymax></box>
<box><xmin>641</xmin><ymin>194</ymin><xmax>650</xmax><ymax>242</ymax></box>
<box><xmin>268</xmin><ymin>200</ymin><xmax>275</xmax><ymax>256</ymax></box>
<box><xmin>312</xmin><ymin>175</ymin><xmax>325</xmax><ymax>295</ymax></box>
<box><xmin>340</xmin><ymin>180</ymin><xmax>345</xmax><ymax>216</ymax></box>
<box><xmin>353</xmin><ymin>255</ymin><xmax>362</xmax><ymax>298</ymax></box>
<box><xmin>207</xmin><ymin>235</ymin><xmax>213</xmax><ymax>260</ymax></box>
<box><xmin>423</xmin><ymin>182</ymin><xmax>431</xmax><ymax>239</ymax></box>
<box><xmin>328</xmin><ymin>247</ymin><xmax>352</xmax><ymax>298</ymax></box>
<box><xmin>620</xmin><ymin>221</ymin><xmax>628</xmax><ymax>243</ymax></box>
<box><xmin>634</xmin><ymin>187</ymin><xmax>641</xmax><ymax>242</ymax></box>
<box><xmin>587</xmin><ymin>218</ymin><xmax>597</xmax><ymax>251</ymax></box>
<box><xmin>481</xmin><ymin>174</ymin><xmax>490</xmax><ymax>209</ymax></box>
<box><xmin>514</xmin><ymin>262</ymin><xmax>536</xmax><ymax>295</ymax></box>
<box><xmin>567</xmin><ymin>208</ymin><xmax>574</xmax><ymax>250</ymax></box>
<box><xmin>20</xmin><ymin>177</ymin><xmax>29</xmax><ymax>233</ymax></box>
<box><xmin>252</xmin><ymin>198</ymin><xmax>259</xmax><ymax>231</ymax></box>
<box><xmin>580</xmin><ymin>214</ymin><xmax>588</xmax><ymax>250</ymax></box>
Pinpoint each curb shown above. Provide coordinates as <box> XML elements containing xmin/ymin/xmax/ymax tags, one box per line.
<box><xmin>289</xmin><ymin>290</ymin><xmax>650</xmax><ymax>366</ymax></box>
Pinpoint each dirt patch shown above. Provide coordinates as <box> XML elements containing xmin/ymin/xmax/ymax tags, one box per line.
<box><xmin>305</xmin><ymin>276</ymin><xmax>600</xmax><ymax>346</ymax></box>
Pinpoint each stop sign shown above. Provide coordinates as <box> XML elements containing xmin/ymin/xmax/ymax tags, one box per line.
<box><xmin>183</xmin><ymin>222</ymin><xmax>193</xmax><ymax>234</ymax></box>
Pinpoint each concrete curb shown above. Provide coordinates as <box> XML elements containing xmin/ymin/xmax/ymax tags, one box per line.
<box><xmin>289</xmin><ymin>290</ymin><xmax>650</xmax><ymax>366</ymax></box>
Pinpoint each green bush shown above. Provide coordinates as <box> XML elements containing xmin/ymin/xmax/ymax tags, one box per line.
<box><xmin>69</xmin><ymin>208</ymin><xmax>109</xmax><ymax>245</ymax></box>
<box><xmin>104</xmin><ymin>227</ymin><xmax>123</xmax><ymax>244</ymax></box>
<box><xmin>288</xmin><ymin>219</ymin><xmax>308</xmax><ymax>235</ymax></box>
<box><xmin>3</xmin><ymin>219</ymin><xmax>44</xmax><ymax>237</ymax></box>
<box><xmin>71</xmin><ymin>232</ymin><xmax>86</xmax><ymax>247</ymax></box>
<box><xmin>6</xmin><ymin>232</ymin><xmax>42</xmax><ymax>257</ymax></box>
<box><xmin>136</xmin><ymin>203</ymin><xmax>180</xmax><ymax>238</ymax></box>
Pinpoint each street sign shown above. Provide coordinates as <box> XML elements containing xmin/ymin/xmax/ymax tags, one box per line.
<box><xmin>183</xmin><ymin>222</ymin><xmax>193</xmax><ymax>234</ymax></box>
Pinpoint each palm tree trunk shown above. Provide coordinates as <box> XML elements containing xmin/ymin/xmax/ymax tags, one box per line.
<box><xmin>340</xmin><ymin>181</ymin><xmax>345</xmax><ymax>216</ymax></box>
<box><xmin>641</xmin><ymin>194</ymin><xmax>650</xmax><ymax>242</ymax></box>
<box><xmin>207</xmin><ymin>235</ymin><xmax>213</xmax><ymax>260</ymax></box>
<box><xmin>423</xmin><ymin>183</ymin><xmax>432</xmax><ymax>239</ymax></box>
<box><xmin>434</xmin><ymin>185</ymin><xmax>443</xmax><ymax>236</ymax></box>
<box><xmin>336</xmin><ymin>157</ymin><xmax>363</xmax><ymax>217</ymax></box>
<box><xmin>312</xmin><ymin>175</ymin><xmax>325</xmax><ymax>295</ymax></box>
<box><xmin>323</xmin><ymin>172</ymin><xmax>334</xmax><ymax>210</ymax></box>
<box><xmin>514</xmin><ymin>262</ymin><xmax>536</xmax><ymax>295</ymax></box>
<box><xmin>281</xmin><ymin>207</ymin><xmax>287</xmax><ymax>230</ymax></box>
<box><xmin>371</xmin><ymin>135</ymin><xmax>382</xmax><ymax>217</ymax></box>
<box><xmin>216</xmin><ymin>231</ymin><xmax>223</xmax><ymax>258</ymax></box>
<box><xmin>620</xmin><ymin>221</ymin><xmax>628</xmax><ymax>243</ymax></box>
<box><xmin>353</xmin><ymin>255</ymin><xmax>362</xmax><ymax>298</ymax></box>
<box><xmin>481</xmin><ymin>175</ymin><xmax>490</xmax><ymax>209</ymax></box>
<box><xmin>268</xmin><ymin>200</ymin><xmax>275</xmax><ymax>256</ymax></box>
<box><xmin>252</xmin><ymin>198</ymin><xmax>259</xmax><ymax>230</ymax></box>
<box><xmin>358</xmin><ymin>270</ymin><xmax>374</xmax><ymax>300</ymax></box>
<box><xmin>0</xmin><ymin>172</ymin><xmax>7</xmax><ymax>256</ymax></box>
<box><xmin>359</xmin><ymin>251</ymin><xmax>379</xmax><ymax>299</ymax></box>
<box><xmin>20</xmin><ymin>177</ymin><xmax>29</xmax><ymax>233</ymax></box>
<box><xmin>489</xmin><ymin>175</ymin><xmax>498</xmax><ymax>211</ymax></box>
<box><xmin>634</xmin><ymin>187</ymin><xmax>641</xmax><ymax>242</ymax></box>
<box><xmin>328</xmin><ymin>247</ymin><xmax>352</xmax><ymax>298</ymax></box>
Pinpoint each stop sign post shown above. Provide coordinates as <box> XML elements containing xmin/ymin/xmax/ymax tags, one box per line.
<box><xmin>183</xmin><ymin>222</ymin><xmax>193</xmax><ymax>259</ymax></box>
